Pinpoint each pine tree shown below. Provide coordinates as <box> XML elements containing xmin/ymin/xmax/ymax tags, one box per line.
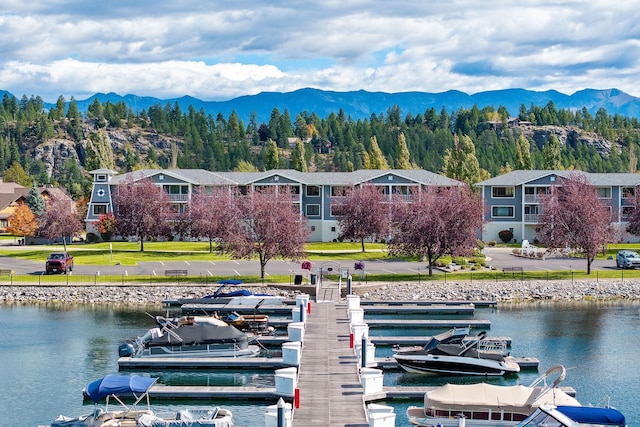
<box><xmin>542</xmin><ymin>133</ymin><xmax>562</xmax><ymax>169</ymax></box>
<box><xmin>26</xmin><ymin>185</ymin><xmax>46</xmax><ymax>217</ymax></box>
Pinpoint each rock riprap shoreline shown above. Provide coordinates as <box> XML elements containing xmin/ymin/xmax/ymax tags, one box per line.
<box><xmin>2</xmin><ymin>279</ymin><xmax>640</xmax><ymax>304</ymax></box>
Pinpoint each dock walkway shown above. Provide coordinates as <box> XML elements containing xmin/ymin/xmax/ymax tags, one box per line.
<box><xmin>293</xmin><ymin>301</ymin><xmax>368</xmax><ymax>427</ymax></box>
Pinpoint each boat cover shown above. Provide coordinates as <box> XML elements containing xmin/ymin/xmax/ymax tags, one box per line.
<box><xmin>425</xmin><ymin>383</ymin><xmax>580</xmax><ymax>412</ymax></box>
<box><xmin>555</xmin><ymin>405</ymin><xmax>626</xmax><ymax>427</ymax></box>
<box><xmin>85</xmin><ymin>375</ymin><xmax>156</xmax><ymax>403</ymax></box>
<box><xmin>148</xmin><ymin>323</ymin><xmax>248</xmax><ymax>347</ymax></box>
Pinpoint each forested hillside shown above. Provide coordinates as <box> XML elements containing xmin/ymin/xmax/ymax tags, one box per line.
<box><xmin>1</xmin><ymin>93</ymin><xmax>639</xmax><ymax>200</ymax></box>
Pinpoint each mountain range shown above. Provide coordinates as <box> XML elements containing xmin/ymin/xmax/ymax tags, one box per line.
<box><xmin>4</xmin><ymin>87</ymin><xmax>640</xmax><ymax>123</ymax></box>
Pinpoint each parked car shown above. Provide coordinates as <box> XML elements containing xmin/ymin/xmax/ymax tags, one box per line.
<box><xmin>615</xmin><ymin>250</ymin><xmax>640</xmax><ymax>269</ymax></box>
<box><xmin>45</xmin><ymin>252</ymin><xmax>74</xmax><ymax>274</ymax></box>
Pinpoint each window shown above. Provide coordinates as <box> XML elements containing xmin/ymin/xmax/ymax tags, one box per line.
<box><xmin>597</xmin><ymin>187</ymin><xmax>611</xmax><ymax>199</ymax></box>
<box><xmin>492</xmin><ymin>186</ymin><xmax>514</xmax><ymax>198</ymax></box>
<box><xmin>306</xmin><ymin>204</ymin><xmax>320</xmax><ymax>217</ymax></box>
<box><xmin>492</xmin><ymin>206</ymin><xmax>514</xmax><ymax>218</ymax></box>
<box><xmin>96</xmin><ymin>174</ymin><xmax>107</xmax><ymax>182</ymax></box>
<box><xmin>306</xmin><ymin>185</ymin><xmax>320</xmax><ymax>197</ymax></box>
<box><xmin>331</xmin><ymin>186</ymin><xmax>348</xmax><ymax>197</ymax></box>
<box><xmin>93</xmin><ymin>205</ymin><xmax>108</xmax><ymax>215</ymax></box>
<box><xmin>623</xmin><ymin>187</ymin><xmax>636</xmax><ymax>198</ymax></box>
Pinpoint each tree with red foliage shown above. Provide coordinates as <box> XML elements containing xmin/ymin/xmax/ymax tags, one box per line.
<box><xmin>112</xmin><ymin>177</ymin><xmax>173</xmax><ymax>251</ymax></box>
<box><xmin>388</xmin><ymin>186</ymin><xmax>484</xmax><ymax>276</ymax></box>
<box><xmin>536</xmin><ymin>174</ymin><xmax>613</xmax><ymax>274</ymax></box>
<box><xmin>37</xmin><ymin>197</ymin><xmax>84</xmax><ymax>251</ymax></box>
<box><xmin>331</xmin><ymin>184</ymin><xmax>390</xmax><ymax>252</ymax></box>
<box><xmin>223</xmin><ymin>186</ymin><xmax>310</xmax><ymax>279</ymax></box>
<box><xmin>179</xmin><ymin>187</ymin><xmax>240</xmax><ymax>253</ymax></box>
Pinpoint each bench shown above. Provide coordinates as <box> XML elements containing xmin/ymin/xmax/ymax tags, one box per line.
<box><xmin>0</xmin><ymin>268</ymin><xmax>12</xmax><ymax>275</ymax></box>
<box><xmin>502</xmin><ymin>266</ymin><xmax>524</xmax><ymax>272</ymax></box>
<box><xmin>165</xmin><ymin>269</ymin><xmax>188</xmax><ymax>277</ymax></box>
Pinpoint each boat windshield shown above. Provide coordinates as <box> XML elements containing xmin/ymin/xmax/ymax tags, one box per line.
<box><xmin>519</xmin><ymin>406</ymin><xmax>626</xmax><ymax>427</ymax></box>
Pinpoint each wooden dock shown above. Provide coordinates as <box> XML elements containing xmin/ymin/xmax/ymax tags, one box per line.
<box><xmin>292</xmin><ymin>301</ymin><xmax>369</xmax><ymax>426</ymax></box>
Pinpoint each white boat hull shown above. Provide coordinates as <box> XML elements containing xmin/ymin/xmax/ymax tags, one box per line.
<box><xmin>394</xmin><ymin>354</ymin><xmax>521</xmax><ymax>376</ymax></box>
<box><xmin>138</xmin><ymin>344</ymin><xmax>261</xmax><ymax>358</ymax></box>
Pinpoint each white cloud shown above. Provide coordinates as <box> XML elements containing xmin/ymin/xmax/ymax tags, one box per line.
<box><xmin>1</xmin><ymin>0</ymin><xmax>640</xmax><ymax>101</ymax></box>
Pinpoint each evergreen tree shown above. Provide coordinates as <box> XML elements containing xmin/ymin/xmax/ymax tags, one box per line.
<box><xmin>26</xmin><ymin>185</ymin><xmax>46</xmax><ymax>217</ymax></box>
<box><xmin>3</xmin><ymin>161</ymin><xmax>32</xmax><ymax>187</ymax></box>
<box><xmin>442</xmin><ymin>133</ymin><xmax>488</xmax><ymax>185</ymax></box>
<box><xmin>291</xmin><ymin>141</ymin><xmax>308</xmax><ymax>172</ymax></box>
<box><xmin>542</xmin><ymin>133</ymin><xmax>562</xmax><ymax>169</ymax></box>
<box><xmin>265</xmin><ymin>139</ymin><xmax>280</xmax><ymax>170</ymax></box>
<box><xmin>515</xmin><ymin>134</ymin><xmax>533</xmax><ymax>170</ymax></box>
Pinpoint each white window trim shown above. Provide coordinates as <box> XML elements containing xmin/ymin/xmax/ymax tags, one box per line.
<box><xmin>306</xmin><ymin>185</ymin><xmax>321</xmax><ymax>197</ymax></box>
<box><xmin>492</xmin><ymin>186</ymin><xmax>515</xmax><ymax>199</ymax></box>
<box><xmin>96</xmin><ymin>174</ymin><xmax>107</xmax><ymax>182</ymax></box>
<box><xmin>92</xmin><ymin>204</ymin><xmax>109</xmax><ymax>215</ymax></box>
<box><xmin>306</xmin><ymin>204</ymin><xmax>321</xmax><ymax>217</ymax></box>
<box><xmin>597</xmin><ymin>186</ymin><xmax>612</xmax><ymax>199</ymax></box>
<box><xmin>491</xmin><ymin>205</ymin><xmax>515</xmax><ymax>218</ymax></box>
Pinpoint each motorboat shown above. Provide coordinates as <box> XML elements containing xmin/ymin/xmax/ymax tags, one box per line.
<box><xmin>222</xmin><ymin>311</ymin><xmax>274</xmax><ymax>336</ymax></box>
<box><xmin>516</xmin><ymin>404</ymin><xmax>626</xmax><ymax>427</ymax></box>
<box><xmin>393</xmin><ymin>328</ymin><xmax>521</xmax><ymax>376</ymax></box>
<box><xmin>46</xmin><ymin>375</ymin><xmax>234</xmax><ymax>427</ymax></box>
<box><xmin>406</xmin><ymin>365</ymin><xmax>580</xmax><ymax>426</ymax></box>
<box><xmin>174</xmin><ymin>280</ymin><xmax>286</xmax><ymax>306</ymax></box>
<box><xmin>118</xmin><ymin>315</ymin><xmax>261</xmax><ymax>359</ymax></box>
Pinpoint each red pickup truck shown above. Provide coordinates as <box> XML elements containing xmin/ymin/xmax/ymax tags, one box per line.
<box><xmin>45</xmin><ymin>252</ymin><xmax>74</xmax><ymax>274</ymax></box>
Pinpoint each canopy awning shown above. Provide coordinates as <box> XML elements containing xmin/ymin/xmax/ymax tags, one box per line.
<box><xmin>85</xmin><ymin>375</ymin><xmax>157</xmax><ymax>403</ymax></box>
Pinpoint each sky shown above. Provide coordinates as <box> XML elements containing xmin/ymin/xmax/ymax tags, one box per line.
<box><xmin>1</xmin><ymin>1</ymin><xmax>639</xmax><ymax>103</ymax></box>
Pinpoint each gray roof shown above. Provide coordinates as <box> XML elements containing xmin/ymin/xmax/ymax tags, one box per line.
<box><xmin>108</xmin><ymin>169</ymin><xmax>464</xmax><ymax>187</ymax></box>
<box><xmin>475</xmin><ymin>170</ymin><xmax>640</xmax><ymax>187</ymax></box>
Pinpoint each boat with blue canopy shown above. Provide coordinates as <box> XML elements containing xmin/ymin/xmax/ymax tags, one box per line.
<box><xmin>517</xmin><ymin>404</ymin><xmax>626</xmax><ymax>427</ymax></box>
<box><xmin>44</xmin><ymin>374</ymin><xmax>234</xmax><ymax>427</ymax></box>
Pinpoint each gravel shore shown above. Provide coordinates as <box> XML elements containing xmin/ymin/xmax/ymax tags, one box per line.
<box><xmin>2</xmin><ymin>279</ymin><xmax>640</xmax><ymax>304</ymax></box>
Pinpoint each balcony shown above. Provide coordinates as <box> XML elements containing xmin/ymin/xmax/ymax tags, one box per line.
<box><xmin>524</xmin><ymin>214</ymin><xmax>540</xmax><ymax>223</ymax></box>
<box><xmin>168</xmin><ymin>194</ymin><xmax>189</xmax><ymax>202</ymax></box>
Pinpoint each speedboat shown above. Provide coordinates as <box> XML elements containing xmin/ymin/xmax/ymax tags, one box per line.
<box><xmin>406</xmin><ymin>365</ymin><xmax>580</xmax><ymax>426</ymax></box>
<box><xmin>393</xmin><ymin>328</ymin><xmax>521</xmax><ymax>376</ymax></box>
<box><xmin>175</xmin><ymin>280</ymin><xmax>286</xmax><ymax>306</ymax></box>
<box><xmin>516</xmin><ymin>404</ymin><xmax>626</xmax><ymax>427</ymax></box>
<box><xmin>119</xmin><ymin>315</ymin><xmax>261</xmax><ymax>359</ymax></box>
<box><xmin>46</xmin><ymin>375</ymin><xmax>234</xmax><ymax>427</ymax></box>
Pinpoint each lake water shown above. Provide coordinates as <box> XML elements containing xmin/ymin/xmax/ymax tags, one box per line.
<box><xmin>1</xmin><ymin>301</ymin><xmax>639</xmax><ymax>426</ymax></box>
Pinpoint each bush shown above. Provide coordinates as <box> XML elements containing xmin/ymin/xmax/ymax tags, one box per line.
<box><xmin>498</xmin><ymin>229</ymin><xmax>514</xmax><ymax>243</ymax></box>
<box><xmin>487</xmin><ymin>240</ymin><xmax>497</xmax><ymax>246</ymax></box>
<box><xmin>86</xmin><ymin>232</ymin><xmax>100</xmax><ymax>243</ymax></box>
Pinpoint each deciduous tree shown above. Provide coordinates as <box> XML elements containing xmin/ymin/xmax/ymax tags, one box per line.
<box><xmin>112</xmin><ymin>177</ymin><xmax>174</xmax><ymax>251</ymax></box>
<box><xmin>388</xmin><ymin>186</ymin><xmax>484</xmax><ymax>276</ymax></box>
<box><xmin>536</xmin><ymin>174</ymin><xmax>613</xmax><ymax>274</ymax></box>
<box><xmin>37</xmin><ymin>197</ymin><xmax>83</xmax><ymax>251</ymax></box>
<box><xmin>332</xmin><ymin>185</ymin><xmax>389</xmax><ymax>252</ymax></box>
<box><xmin>7</xmin><ymin>204</ymin><xmax>38</xmax><ymax>238</ymax></box>
<box><xmin>223</xmin><ymin>187</ymin><xmax>310</xmax><ymax>279</ymax></box>
<box><xmin>442</xmin><ymin>133</ymin><xmax>489</xmax><ymax>185</ymax></box>
<box><xmin>181</xmin><ymin>188</ymin><xmax>240</xmax><ymax>253</ymax></box>
<box><xmin>3</xmin><ymin>161</ymin><xmax>32</xmax><ymax>187</ymax></box>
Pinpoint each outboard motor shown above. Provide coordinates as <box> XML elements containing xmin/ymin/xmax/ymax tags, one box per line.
<box><xmin>118</xmin><ymin>342</ymin><xmax>135</xmax><ymax>357</ymax></box>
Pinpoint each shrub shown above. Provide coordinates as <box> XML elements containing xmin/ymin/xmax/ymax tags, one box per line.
<box><xmin>86</xmin><ymin>232</ymin><xmax>100</xmax><ymax>243</ymax></box>
<box><xmin>498</xmin><ymin>229</ymin><xmax>514</xmax><ymax>243</ymax></box>
<box><xmin>487</xmin><ymin>240</ymin><xmax>497</xmax><ymax>246</ymax></box>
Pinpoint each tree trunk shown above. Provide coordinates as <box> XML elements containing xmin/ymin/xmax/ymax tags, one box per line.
<box><xmin>140</xmin><ymin>238</ymin><xmax>145</xmax><ymax>252</ymax></box>
<box><xmin>62</xmin><ymin>237</ymin><xmax>68</xmax><ymax>252</ymax></box>
<box><xmin>361</xmin><ymin>238</ymin><xmax>365</xmax><ymax>252</ymax></box>
<box><xmin>209</xmin><ymin>238</ymin><xmax>213</xmax><ymax>253</ymax></box>
<box><xmin>587</xmin><ymin>258</ymin><xmax>592</xmax><ymax>275</ymax></box>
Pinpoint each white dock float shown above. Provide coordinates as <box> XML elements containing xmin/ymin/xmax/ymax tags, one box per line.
<box><xmin>365</xmin><ymin>319</ymin><xmax>491</xmax><ymax>328</ymax></box>
<box><xmin>118</xmin><ymin>356</ymin><xmax>294</xmax><ymax>370</ymax></box>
